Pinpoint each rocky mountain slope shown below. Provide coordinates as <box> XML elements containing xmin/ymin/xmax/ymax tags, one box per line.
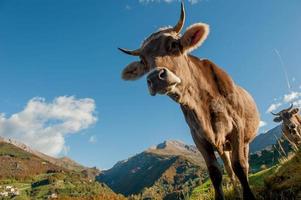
<box><xmin>0</xmin><ymin>136</ymin><xmax>100</xmax><ymax>180</ymax></box>
<box><xmin>97</xmin><ymin>140</ymin><xmax>207</xmax><ymax>200</ymax></box>
<box><xmin>250</xmin><ymin>125</ymin><xmax>282</xmax><ymax>153</ymax></box>
<box><xmin>0</xmin><ymin>136</ymin><xmax>86</xmax><ymax>172</ymax></box>
<box><xmin>0</xmin><ymin>137</ymin><xmax>124</xmax><ymax>200</ymax></box>
<box><xmin>0</xmin><ymin>140</ymin><xmax>67</xmax><ymax>180</ymax></box>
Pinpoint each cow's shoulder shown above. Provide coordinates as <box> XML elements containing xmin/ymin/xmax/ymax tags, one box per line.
<box><xmin>201</xmin><ymin>58</ymin><xmax>235</xmax><ymax>97</ymax></box>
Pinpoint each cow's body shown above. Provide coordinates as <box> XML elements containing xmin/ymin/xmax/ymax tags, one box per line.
<box><xmin>178</xmin><ymin>57</ymin><xmax>259</xmax><ymax>199</ymax></box>
<box><xmin>119</xmin><ymin>3</ymin><xmax>259</xmax><ymax>199</ymax></box>
<box><xmin>175</xmin><ymin>57</ymin><xmax>259</xmax><ymax>152</ymax></box>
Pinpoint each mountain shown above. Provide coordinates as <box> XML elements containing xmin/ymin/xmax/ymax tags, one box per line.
<box><xmin>0</xmin><ymin>136</ymin><xmax>100</xmax><ymax>179</ymax></box>
<box><xmin>0</xmin><ymin>140</ymin><xmax>65</xmax><ymax>179</ymax></box>
<box><xmin>96</xmin><ymin>127</ymin><xmax>286</xmax><ymax>199</ymax></box>
<box><xmin>0</xmin><ymin>137</ymin><xmax>125</xmax><ymax>200</ymax></box>
<box><xmin>250</xmin><ymin>125</ymin><xmax>282</xmax><ymax>153</ymax></box>
<box><xmin>147</xmin><ymin>140</ymin><xmax>205</xmax><ymax>166</ymax></box>
<box><xmin>1</xmin><ymin>137</ymin><xmax>85</xmax><ymax>171</ymax></box>
<box><xmin>97</xmin><ymin>140</ymin><xmax>207</xmax><ymax>200</ymax></box>
<box><xmin>249</xmin><ymin>137</ymin><xmax>295</xmax><ymax>172</ymax></box>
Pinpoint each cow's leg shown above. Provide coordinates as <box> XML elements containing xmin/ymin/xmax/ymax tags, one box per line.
<box><xmin>220</xmin><ymin>151</ymin><xmax>239</xmax><ymax>194</ymax></box>
<box><xmin>194</xmin><ymin>137</ymin><xmax>225</xmax><ymax>200</ymax></box>
<box><xmin>231</xmin><ymin>132</ymin><xmax>255</xmax><ymax>200</ymax></box>
<box><xmin>244</xmin><ymin>144</ymin><xmax>250</xmax><ymax>178</ymax></box>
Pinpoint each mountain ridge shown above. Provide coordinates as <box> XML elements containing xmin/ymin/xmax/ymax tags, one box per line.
<box><xmin>97</xmin><ymin>140</ymin><xmax>207</xmax><ymax>199</ymax></box>
<box><xmin>0</xmin><ymin>136</ymin><xmax>92</xmax><ymax>172</ymax></box>
<box><xmin>250</xmin><ymin>125</ymin><xmax>282</xmax><ymax>153</ymax></box>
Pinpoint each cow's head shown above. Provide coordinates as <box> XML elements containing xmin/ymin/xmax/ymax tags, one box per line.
<box><xmin>119</xmin><ymin>2</ymin><xmax>209</xmax><ymax>101</ymax></box>
<box><xmin>272</xmin><ymin>104</ymin><xmax>301</xmax><ymax>144</ymax></box>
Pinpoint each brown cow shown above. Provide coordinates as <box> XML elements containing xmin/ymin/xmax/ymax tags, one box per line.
<box><xmin>272</xmin><ymin>104</ymin><xmax>301</xmax><ymax>150</ymax></box>
<box><xmin>119</xmin><ymin>3</ymin><xmax>259</xmax><ymax>200</ymax></box>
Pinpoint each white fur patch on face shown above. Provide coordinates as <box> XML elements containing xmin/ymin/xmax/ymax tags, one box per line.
<box><xmin>141</xmin><ymin>28</ymin><xmax>180</xmax><ymax>49</ymax></box>
<box><xmin>167</xmin><ymin>69</ymin><xmax>182</xmax><ymax>85</ymax></box>
<box><xmin>147</xmin><ymin>67</ymin><xmax>181</xmax><ymax>85</ymax></box>
<box><xmin>146</xmin><ymin>67</ymin><xmax>182</xmax><ymax>98</ymax></box>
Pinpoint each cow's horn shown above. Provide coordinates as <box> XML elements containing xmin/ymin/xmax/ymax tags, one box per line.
<box><xmin>271</xmin><ymin>111</ymin><xmax>280</xmax><ymax>116</ymax></box>
<box><xmin>173</xmin><ymin>1</ymin><xmax>185</xmax><ymax>34</ymax></box>
<box><xmin>284</xmin><ymin>104</ymin><xmax>294</xmax><ymax>112</ymax></box>
<box><xmin>118</xmin><ymin>48</ymin><xmax>141</xmax><ymax>56</ymax></box>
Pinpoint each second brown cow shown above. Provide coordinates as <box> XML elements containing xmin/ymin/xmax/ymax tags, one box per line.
<box><xmin>272</xmin><ymin>104</ymin><xmax>301</xmax><ymax>150</ymax></box>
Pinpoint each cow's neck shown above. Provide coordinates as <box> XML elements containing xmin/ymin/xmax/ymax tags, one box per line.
<box><xmin>168</xmin><ymin>56</ymin><xmax>218</xmax><ymax>142</ymax></box>
<box><xmin>176</xmin><ymin>56</ymin><xmax>216</xmax><ymax>112</ymax></box>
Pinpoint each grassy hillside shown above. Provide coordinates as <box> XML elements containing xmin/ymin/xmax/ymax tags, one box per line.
<box><xmin>0</xmin><ymin>140</ymin><xmax>125</xmax><ymax>200</ymax></box>
<box><xmin>249</xmin><ymin>139</ymin><xmax>294</xmax><ymax>172</ymax></box>
<box><xmin>190</xmin><ymin>150</ymin><xmax>301</xmax><ymax>200</ymax></box>
<box><xmin>262</xmin><ymin>149</ymin><xmax>301</xmax><ymax>199</ymax></box>
<box><xmin>0</xmin><ymin>171</ymin><xmax>126</xmax><ymax>200</ymax></box>
<box><xmin>0</xmin><ymin>137</ymin><xmax>99</xmax><ymax>175</ymax></box>
<box><xmin>0</xmin><ymin>142</ymin><xmax>64</xmax><ymax>180</ymax></box>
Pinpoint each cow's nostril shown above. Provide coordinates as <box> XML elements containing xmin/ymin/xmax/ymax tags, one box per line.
<box><xmin>158</xmin><ymin>69</ymin><xmax>167</xmax><ymax>80</ymax></box>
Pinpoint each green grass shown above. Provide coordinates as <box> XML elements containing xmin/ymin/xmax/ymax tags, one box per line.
<box><xmin>0</xmin><ymin>143</ymin><xmax>32</xmax><ymax>159</ymax></box>
<box><xmin>262</xmin><ymin>150</ymin><xmax>301</xmax><ymax>199</ymax></box>
<box><xmin>189</xmin><ymin>176</ymin><xmax>236</xmax><ymax>200</ymax></box>
<box><xmin>189</xmin><ymin>168</ymin><xmax>278</xmax><ymax>200</ymax></box>
<box><xmin>0</xmin><ymin>171</ymin><xmax>121</xmax><ymax>200</ymax></box>
<box><xmin>0</xmin><ymin>182</ymin><xmax>32</xmax><ymax>200</ymax></box>
<box><xmin>189</xmin><ymin>178</ymin><xmax>213</xmax><ymax>200</ymax></box>
<box><xmin>190</xmin><ymin>150</ymin><xmax>301</xmax><ymax>200</ymax></box>
<box><xmin>249</xmin><ymin>165</ymin><xmax>277</xmax><ymax>188</ymax></box>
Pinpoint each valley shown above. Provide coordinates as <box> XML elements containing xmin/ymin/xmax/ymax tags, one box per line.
<box><xmin>0</xmin><ymin>126</ymin><xmax>300</xmax><ymax>200</ymax></box>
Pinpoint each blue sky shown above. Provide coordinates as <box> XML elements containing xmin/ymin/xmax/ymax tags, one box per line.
<box><xmin>0</xmin><ymin>0</ymin><xmax>301</xmax><ymax>169</ymax></box>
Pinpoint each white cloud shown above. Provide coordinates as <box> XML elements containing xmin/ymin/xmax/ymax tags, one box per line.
<box><xmin>266</xmin><ymin>103</ymin><xmax>282</xmax><ymax>113</ymax></box>
<box><xmin>266</xmin><ymin>89</ymin><xmax>301</xmax><ymax>113</ymax></box>
<box><xmin>259</xmin><ymin>121</ymin><xmax>267</xmax><ymax>128</ymax></box>
<box><xmin>89</xmin><ymin>135</ymin><xmax>97</xmax><ymax>144</ymax></box>
<box><xmin>293</xmin><ymin>99</ymin><xmax>301</xmax><ymax>108</ymax></box>
<box><xmin>0</xmin><ymin>96</ymin><xmax>97</xmax><ymax>157</ymax></box>
<box><xmin>139</xmin><ymin>0</ymin><xmax>201</xmax><ymax>5</ymax></box>
<box><xmin>283</xmin><ymin>91</ymin><xmax>301</xmax><ymax>103</ymax></box>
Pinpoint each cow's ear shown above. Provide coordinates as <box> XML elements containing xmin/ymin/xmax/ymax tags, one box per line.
<box><xmin>273</xmin><ymin>116</ymin><xmax>282</xmax><ymax>123</ymax></box>
<box><xmin>180</xmin><ymin>23</ymin><xmax>209</xmax><ymax>53</ymax></box>
<box><xmin>122</xmin><ymin>61</ymin><xmax>149</xmax><ymax>80</ymax></box>
<box><xmin>291</xmin><ymin>108</ymin><xmax>299</xmax><ymax>115</ymax></box>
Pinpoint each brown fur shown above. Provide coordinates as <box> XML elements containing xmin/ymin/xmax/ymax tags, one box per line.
<box><xmin>274</xmin><ymin>108</ymin><xmax>301</xmax><ymax>148</ymax></box>
<box><xmin>120</xmin><ymin>6</ymin><xmax>259</xmax><ymax>200</ymax></box>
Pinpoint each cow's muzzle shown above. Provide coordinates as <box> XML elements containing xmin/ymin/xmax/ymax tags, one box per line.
<box><xmin>146</xmin><ymin>68</ymin><xmax>181</xmax><ymax>96</ymax></box>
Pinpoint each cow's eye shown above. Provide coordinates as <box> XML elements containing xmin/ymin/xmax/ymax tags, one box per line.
<box><xmin>171</xmin><ymin>41</ymin><xmax>178</xmax><ymax>49</ymax></box>
<box><xmin>167</xmin><ymin>40</ymin><xmax>179</xmax><ymax>53</ymax></box>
